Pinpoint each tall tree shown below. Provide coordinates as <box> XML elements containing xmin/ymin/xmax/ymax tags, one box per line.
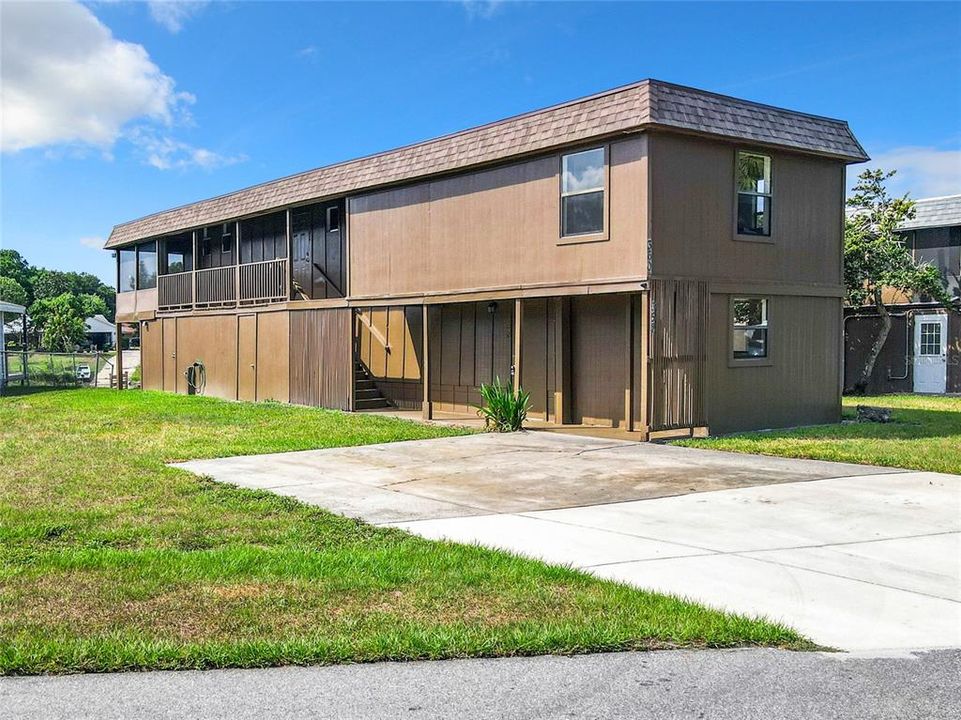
<box><xmin>844</xmin><ymin>169</ymin><xmax>955</xmax><ymax>392</ymax></box>
<box><xmin>0</xmin><ymin>250</ymin><xmax>34</xmax><ymax>306</ymax></box>
<box><xmin>0</xmin><ymin>277</ymin><xmax>28</xmax><ymax>307</ymax></box>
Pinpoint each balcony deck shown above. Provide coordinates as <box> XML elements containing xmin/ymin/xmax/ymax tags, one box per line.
<box><xmin>158</xmin><ymin>258</ymin><xmax>288</xmax><ymax>313</ymax></box>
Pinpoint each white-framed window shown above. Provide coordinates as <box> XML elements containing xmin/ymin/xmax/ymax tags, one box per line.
<box><xmin>919</xmin><ymin>322</ymin><xmax>942</xmax><ymax>356</ymax></box>
<box><xmin>732</xmin><ymin>297</ymin><xmax>768</xmax><ymax>359</ymax></box>
<box><xmin>736</xmin><ymin>151</ymin><xmax>772</xmax><ymax>237</ymax></box>
<box><xmin>561</xmin><ymin>147</ymin><xmax>605</xmax><ymax>237</ymax></box>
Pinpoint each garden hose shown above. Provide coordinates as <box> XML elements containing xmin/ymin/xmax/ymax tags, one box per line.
<box><xmin>184</xmin><ymin>360</ymin><xmax>207</xmax><ymax>395</ymax></box>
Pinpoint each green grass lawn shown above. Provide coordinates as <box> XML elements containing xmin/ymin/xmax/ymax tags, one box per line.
<box><xmin>676</xmin><ymin>394</ymin><xmax>961</xmax><ymax>474</ymax></box>
<box><xmin>0</xmin><ymin>388</ymin><xmax>808</xmax><ymax>675</ymax></box>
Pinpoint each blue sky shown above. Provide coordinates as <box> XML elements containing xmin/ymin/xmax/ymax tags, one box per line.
<box><xmin>2</xmin><ymin>1</ymin><xmax>959</xmax><ymax>285</ymax></box>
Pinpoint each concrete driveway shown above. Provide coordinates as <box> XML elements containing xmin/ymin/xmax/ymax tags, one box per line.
<box><xmin>176</xmin><ymin>432</ymin><xmax>961</xmax><ymax>653</ymax></box>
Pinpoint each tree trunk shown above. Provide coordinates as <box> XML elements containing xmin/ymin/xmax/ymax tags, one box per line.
<box><xmin>856</xmin><ymin>288</ymin><xmax>892</xmax><ymax>393</ymax></box>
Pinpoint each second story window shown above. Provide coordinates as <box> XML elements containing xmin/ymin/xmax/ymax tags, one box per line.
<box><xmin>118</xmin><ymin>248</ymin><xmax>136</xmax><ymax>292</ymax></box>
<box><xmin>561</xmin><ymin>147</ymin><xmax>605</xmax><ymax>237</ymax></box>
<box><xmin>736</xmin><ymin>151</ymin><xmax>772</xmax><ymax>237</ymax></box>
<box><xmin>137</xmin><ymin>241</ymin><xmax>157</xmax><ymax>290</ymax></box>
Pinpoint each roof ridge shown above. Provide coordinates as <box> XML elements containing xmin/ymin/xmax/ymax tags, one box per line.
<box><xmin>648</xmin><ymin>79</ymin><xmax>851</xmax><ymax>126</ymax></box>
<box><xmin>913</xmin><ymin>193</ymin><xmax>961</xmax><ymax>202</ymax></box>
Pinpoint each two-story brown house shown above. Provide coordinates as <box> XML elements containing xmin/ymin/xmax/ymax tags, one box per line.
<box><xmin>845</xmin><ymin>194</ymin><xmax>961</xmax><ymax>395</ymax></box>
<box><xmin>106</xmin><ymin>80</ymin><xmax>868</xmax><ymax>437</ymax></box>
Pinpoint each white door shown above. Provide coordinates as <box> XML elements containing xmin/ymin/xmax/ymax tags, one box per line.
<box><xmin>913</xmin><ymin>314</ymin><xmax>947</xmax><ymax>394</ymax></box>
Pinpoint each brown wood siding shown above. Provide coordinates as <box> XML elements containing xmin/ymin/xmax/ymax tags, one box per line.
<box><xmin>354</xmin><ymin>305</ymin><xmax>423</xmax><ymax>409</ymax></box>
<box><xmin>140</xmin><ymin>320</ymin><xmax>163</xmax><ymax>391</ymax></box>
<box><xmin>843</xmin><ymin>312</ymin><xmax>913</xmax><ymax>394</ymax></box>
<box><xmin>174</xmin><ymin>315</ymin><xmax>239</xmax><ymax>399</ymax></box>
<box><xmin>237</xmin><ymin>314</ymin><xmax>257</xmax><ymax>401</ymax></box>
<box><xmin>648</xmin><ymin>280</ymin><xmax>709</xmax><ymax>432</ymax></box>
<box><xmin>428</xmin><ymin>301</ymin><xmax>513</xmax><ymax>413</ymax></box>
<box><xmin>520</xmin><ymin>298</ymin><xmax>556</xmax><ymax>419</ymax></box>
<box><xmin>161</xmin><ymin>318</ymin><xmax>178</xmax><ymax>391</ymax></box>
<box><xmin>570</xmin><ymin>295</ymin><xmax>631</xmax><ymax>427</ymax></box>
<box><xmin>348</xmin><ymin>136</ymin><xmax>648</xmax><ymax>299</ymax></box>
<box><xmin>649</xmin><ymin>133</ymin><xmax>845</xmax><ymax>288</ymax></box>
<box><xmin>949</xmin><ymin>312</ymin><xmax>961</xmax><ymax>394</ymax></box>
<box><xmin>289</xmin><ymin>308</ymin><xmax>352</xmax><ymax>410</ymax></box>
<box><xmin>709</xmin><ymin>293</ymin><xmax>841</xmax><ymax>434</ymax></box>
<box><xmin>256</xmin><ymin>311</ymin><xmax>290</xmax><ymax>402</ymax></box>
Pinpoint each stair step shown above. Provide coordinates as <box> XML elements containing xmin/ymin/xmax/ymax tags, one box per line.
<box><xmin>355</xmin><ymin>388</ymin><xmax>382</xmax><ymax>399</ymax></box>
<box><xmin>355</xmin><ymin>379</ymin><xmax>378</xmax><ymax>390</ymax></box>
<box><xmin>355</xmin><ymin>398</ymin><xmax>391</xmax><ymax>410</ymax></box>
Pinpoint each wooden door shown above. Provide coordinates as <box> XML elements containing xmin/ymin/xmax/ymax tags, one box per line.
<box><xmin>162</xmin><ymin>318</ymin><xmax>178</xmax><ymax>392</ymax></box>
<box><xmin>238</xmin><ymin>314</ymin><xmax>257</xmax><ymax>401</ymax></box>
<box><xmin>569</xmin><ymin>295</ymin><xmax>628</xmax><ymax>427</ymax></box>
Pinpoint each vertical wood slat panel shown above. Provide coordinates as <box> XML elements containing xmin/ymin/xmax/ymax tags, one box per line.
<box><xmin>289</xmin><ymin>308</ymin><xmax>351</xmax><ymax>411</ymax></box>
<box><xmin>649</xmin><ymin>279</ymin><xmax>709</xmax><ymax>431</ymax></box>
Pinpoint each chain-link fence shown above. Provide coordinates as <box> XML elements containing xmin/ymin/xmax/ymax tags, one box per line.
<box><xmin>1</xmin><ymin>351</ymin><xmax>125</xmax><ymax>390</ymax></box>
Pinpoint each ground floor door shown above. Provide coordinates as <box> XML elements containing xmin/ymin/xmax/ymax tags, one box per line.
<box><xmin>237</xmin><ymin>314</ymin><xmax>257</xmax><ymax>401</ymax></box>
<box><xmin>162</xmin><ymin>318</ymin><xmax>177</xmax><ymax>392</ymax></box>
<box><xmin>913</xmin><ymin>314</ymin><xmax>947</xmax><ymax>393</ymax></box>
<box><xmin>569</xmin><ymin>295</ymin><xmax>629</xmax><ymax>428</ymax></box>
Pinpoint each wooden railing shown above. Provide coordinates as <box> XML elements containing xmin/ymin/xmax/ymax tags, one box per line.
<box><xmin>158</xmin><ymin>271</ymin><xmax>193</xmax><ymax>310</ymax></box>
<box><xmin>194</xmin><ymin>266</ymin><xmax>236</xmax><ymax>308</ymax></box>
<box><xmin>239</xmin><ymin>258</ymin><xmax>288</xmax><ymax>306</ymax></box>
<box><xmin>156</xmin><ymin>258</ymin><xmax>289</xmax><ymax>312</ymax></box>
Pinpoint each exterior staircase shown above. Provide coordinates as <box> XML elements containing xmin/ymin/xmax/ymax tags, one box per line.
<box><xmin>354</xmin><ymin>362</ymin><xmax>391</xmax><ymax>410</ymax></box>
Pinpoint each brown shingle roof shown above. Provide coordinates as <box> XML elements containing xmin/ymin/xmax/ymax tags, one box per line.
<box><xmin>105</xmin><ymin>80</ymin><xmax>868</xmax><ymax>248</ymax></box>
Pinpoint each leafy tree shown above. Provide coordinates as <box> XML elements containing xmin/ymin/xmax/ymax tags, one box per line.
<box><xmin>39</xmin><ymin>296</ymin><xmax>87</xmax><ymax>351</ymax></box>
<box><xmin>0</xmin><ymin>276</ymin><xmax>28</xmax><ymax>307</ymax></box>
<box><xmin>32</xmin><ymin>270</ymin><xmax>74</xmax><ymax>301</ymax></box>
<box><xmin>844</xmin><ymin>169</ymin><xmax>955</xmax><ymax>392</ymax></box>
<box><xmin>0</xmin><ymin>249</ymin><xmax>34</xmax><ymax>305</ymax></box>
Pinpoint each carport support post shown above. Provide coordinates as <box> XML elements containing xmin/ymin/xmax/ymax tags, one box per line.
<box><xmin>115</xmin><ymin>323</ymin><xmax>123</xmax><ymax>390</ymax></box>
<box><xmin>421</xmin><ymin>304</ymin><xmax>432</xmax><ymax>420</ymax></box>
<box><xmin>512</xmin><ymin>299</ymin><xmax>522</xmax><ymax>394</ymax></box>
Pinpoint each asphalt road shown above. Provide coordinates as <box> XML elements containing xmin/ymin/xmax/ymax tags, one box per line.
<box><xmin>3</xmin><ymin>648</ymin><xmax>958</xmax><ymax>719</ymax></box>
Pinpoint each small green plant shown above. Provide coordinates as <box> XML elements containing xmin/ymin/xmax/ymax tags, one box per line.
<box><xmin>475</xmin><ymin>376</ymin><xmax>530</xmax><ymax>432</ymax></box>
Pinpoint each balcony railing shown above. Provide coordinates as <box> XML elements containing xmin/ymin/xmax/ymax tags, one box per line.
<box><xmin>156</xmin><ymin>258</ymin><xmax>289</xmax><ymax>312</ymax></box>
<box><xmin>195</xmin><ymin>266</ymin><xmax>237</xmax><ymax>308</ymax></box>
<box><xmin>239</xmin><ymin>258</ymin><xmax>288</xmax><ymax>306</ymax></box>
<box><xmin>158</xmin><ymin>271</ymin><xmax>193</xmax><ymax>310</ymax></box>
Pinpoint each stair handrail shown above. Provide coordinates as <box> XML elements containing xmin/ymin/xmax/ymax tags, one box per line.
<box><xmin>356</xmin><ymin>311</ymin><xmax>390</xmax><ymax>353</ymax></box>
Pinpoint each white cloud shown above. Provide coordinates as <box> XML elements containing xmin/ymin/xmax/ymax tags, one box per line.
<box><xmin>861</xmin><ymin>146</ymin><xmax>961</xmax><ymax>199</ymax></box>
<box><xmin>127</xmin><ymin>126</ymin><xmax>246</xmax><ymax>171</ymax></box>
<box><xmin>79</xmin><ymin>236</ymin><xmax>105</xmax><ymax>249</ymax></box>
<box><xmin>0</xmin><ymin>1</ymin><xmax>190</xmax><ymax>152</ymax></box>
<box><xmin>147</xmin><ymin>1</ymin><xmax>209</xmax><ymax>33</ymax></box>
<box><xmin>1</xmin><ymin>1</ymin><xmax>243</xmax><ymax>172</ymax></box>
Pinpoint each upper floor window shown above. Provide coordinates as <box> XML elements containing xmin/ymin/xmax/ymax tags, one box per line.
<box><xmin>561</xmin><ymin>148</ymin><xmax>605</xmax><ymax>237</ymax></box>
<box><xmin>732</xmin><ymin>297</ymin><xmax>768</xmax><ymax>360</ymax></box>
<box><xmin>736</xmin><ymin>151</ymin><xmax>772</xmax><ymax>237</ymax></box>
<box><xmin>118</xmin><ymin>248</ymin><xmax>136</xmax><ymax>292</ymax></box>
<box><xmin>327</xmin><ymin>206</ymin><xmax>341</xmax><ymax>233</ymax></box>
<box><xmin>137</xmin><ymin>241</ymin><xmax>157</xmax><ymax>290</ymax></box>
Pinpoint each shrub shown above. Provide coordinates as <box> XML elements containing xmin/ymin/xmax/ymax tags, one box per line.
<box><xmin>474</xmin><ymin>377</ymin><xmax>530</xmax><ymax>432</ymax></box>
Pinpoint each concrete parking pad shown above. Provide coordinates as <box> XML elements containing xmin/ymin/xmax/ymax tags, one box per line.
<box><xmin>174</xmin><ymin>431</ymin><xmax>898</xmax><ymax>522</ymax></box>
<box><xmin>174</xmin><ymin>432</ymin><xmax>960</xmax><ymax>652</ymax></box>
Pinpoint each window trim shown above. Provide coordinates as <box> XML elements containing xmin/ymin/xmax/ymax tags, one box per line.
<box><xmin>728</xmin><ymin>295</ymin><xmax>773</xmax><ymax>367</ymax></box>
<box><xmin>733</xmin><ymin>149</ymin><xmax>775</xmax><ymax>244</ymax></box>
<box><xmin>558</xmin><ymin>145</ymin><xmax>610</xmax><ymax>245</ymax></box>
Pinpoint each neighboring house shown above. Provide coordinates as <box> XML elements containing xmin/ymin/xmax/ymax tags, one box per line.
<box><xmin>106</xmin><ymin>79</ymin><xmax>868</xmax><ymax>437</ymax></box>
<box><xmin>0</xmin><ymin>301</ymin><xmax>27</xmax><ymax>386</ymax></box>
<box><xmin>845</xmin><ymin>194</ymin><xmax>961</xmax><ymax>394</ymax></box>
<box><xmin>84</xmin><ymin>314</ymin><xmax>117</xmax><ymax>350</ymax></box>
